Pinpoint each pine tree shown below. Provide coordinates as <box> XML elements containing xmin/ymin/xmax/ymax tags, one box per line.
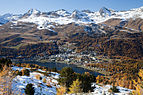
<box><xmin>59</xmin><ymin>67</ymin><xmax>75</xmax><ymax>88</ymax></box>
<box><xmin>69</xmin><ymin>79</ymin><xmax>82</xmax><ymax>94</ymax></box>
<box><xmin>81</xmin><ymin>73</ymin><xmax>95</xmax><ymax>92</ymax></box>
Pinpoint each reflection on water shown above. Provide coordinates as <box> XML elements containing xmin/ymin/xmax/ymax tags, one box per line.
<box><xmin>14</xmin><ymin>61</ymin><xmax>103</xmax><ymax>77</ymax></box>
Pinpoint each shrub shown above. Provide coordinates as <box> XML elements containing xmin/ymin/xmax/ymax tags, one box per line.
<box><xmin>109</xmin><ymin>86</ymin><xmax>119</xmax><ymax>93</ymax></box>
<box><xmin>0</xmin><ymin>58</ymin><xmax>12</xmax><ymax>71</ymax></box>
<box><xmin>24</xmin><ymin>69</ymin><xmax>30</xmax><ymax>76</ymax></box>
<box><xmin>17</xmin><ymin>71</ymin><xmax>22</xmax><ymax>76</ymax></box>
<box><xmin>25</xmin><ymin>83</ymin><xmax>35</xmax><ymax>95</ymax></box>
<box><xmin>21</xmin><ymin>69</ymin><xmax>30</xmax><ymax>76</ymax></box>
<box><xmin>43</xmin><ymin>78</ymin><xmax>46</xmax><ymax>83</ymax></box>
<box><xmin>26</xmin><ymin>64</ymin><xmax>30</xmax><ymax>68</ymax></box>
<box><xmin>35</xmin><ymin>74</ymin><xmax>42</xmax><ymax>80</ymax></box>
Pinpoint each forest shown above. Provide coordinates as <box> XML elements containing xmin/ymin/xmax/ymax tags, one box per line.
<box><xmin>87</xmin><ymin>58</ymin><xmax>143</xmax><ymax>90</ymax></box>
<box><xmin>0</xmin><ymin>42</ymin><xmax>59</xmax><ymax>59</ymax></box>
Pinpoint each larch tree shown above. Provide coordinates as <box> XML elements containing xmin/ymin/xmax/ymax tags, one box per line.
<box><xmin>0</xmin><ymin>65</ymin><xmax>15</xmax><ymax>95</ymax></box>
<box><xmin>133</xmin><ymin>69</ymin><xmax>143</xmax><ymax>95</ymax></box>
<box><xmin>69</xmin><ymin>79</ymin><xmax>82</xmax><ymax>94</ymax></box>
<box><xmin>57</xmin><ymin>86</ymin><xmax>66</xmax><ymax>95</ymax></box>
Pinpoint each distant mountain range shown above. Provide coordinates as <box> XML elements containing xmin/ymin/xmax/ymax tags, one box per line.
<box><xmin>0</xmin><ymin>13</ymin><xmax>22</xmax><ymax>25</ymax></box>
<box><xmin>1</xmin><ymin>6</ymin><xmax>143</xmax><ymax>28</ymax></box>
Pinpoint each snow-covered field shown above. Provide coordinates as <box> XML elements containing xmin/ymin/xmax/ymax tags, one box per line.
<box><xmin>12</xmin><ymin>66</ymin><xmax>60</xmax><ymax>95</ymax></box>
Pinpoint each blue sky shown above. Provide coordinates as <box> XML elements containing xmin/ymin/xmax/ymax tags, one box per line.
<box><xmin>0</xmin><ymin>0</ymin><xmax>143</xmax><ymax>14</ymax></box>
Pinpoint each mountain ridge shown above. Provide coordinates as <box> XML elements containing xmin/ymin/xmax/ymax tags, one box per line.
<box><xmin>1</xmin><ymin>6</ymin><xmax>143</xmax><ymax>29</ymax></box>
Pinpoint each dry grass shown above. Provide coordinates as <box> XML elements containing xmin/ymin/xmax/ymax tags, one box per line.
<box><xmin>43</xmin><ymin>78</ymin><xmax>46</xmax><ymax>83</ymax></box>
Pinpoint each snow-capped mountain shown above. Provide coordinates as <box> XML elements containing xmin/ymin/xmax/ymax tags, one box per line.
<box><xmin>55</xmin><ymin>9</ymin><xmax>71</xmax><ymax>17</ymax></box>
<box><xmin>99</xmin><ymin>7</ymin><xmax>112</xmax><ymax>17</ymax></box>
<box><xmin>0</xmin><ymin>13</ymin><xmax>22</xmax><ymax>25</ymax></box>
<box><xmin>23</xmin><ymin>9</ymin><xmax>41</xmax><ymax>18</ymax></box>
<box><xmin>1</xmin><ymin>6</ymin><xmax>143</xmax><ymax>29</ymax></box>
<box><xmin>71</xmin><ymin>10</ymin><xmax>87</xmax><ymax>19</ymax></box>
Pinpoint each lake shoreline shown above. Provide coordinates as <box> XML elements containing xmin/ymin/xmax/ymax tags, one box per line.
<box><xmin>12</xmin><ymin>60</ymin><xmax>104</xmax><ymax>77</ymax></box>
<box><xmin>40</xmin><ymin>60</ymin><xmax>109</xmax><ymax>75</ymax></box>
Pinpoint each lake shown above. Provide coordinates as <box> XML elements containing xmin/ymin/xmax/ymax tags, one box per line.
<box><xmin>13</xmin><ymin>61</ymin><xmax>103</xmax><ymax>77</ymax></box>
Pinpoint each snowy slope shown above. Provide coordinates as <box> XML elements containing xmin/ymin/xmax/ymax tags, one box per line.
<box><xmin>12</xmin><ymin>66</ymin><xmax>59</xmax><ymax>95</ymax></box>
<box><xmin>92</xmin><ymin>83</ymin><xmax>132</xmax><ymax>95</ymax></box>
<box><xmin>11</xmin><ymin>66</ymin><xmax>133</xmax><ymax>95</ymax></box>
<box><xmin>0</xmin><ymin>13</ymin><xmax>22</xmax><ymax>25</ymax></box>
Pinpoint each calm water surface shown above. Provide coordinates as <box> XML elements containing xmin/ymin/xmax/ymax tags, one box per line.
<box><xmin>14</xmin><ymin>61</ymin><xmax>103</xmax><ymax>77</ymax></box>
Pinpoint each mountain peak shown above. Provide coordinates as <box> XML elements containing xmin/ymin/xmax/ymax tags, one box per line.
<box><xmin>27</xmin><ymin>9</ymin><xmax>41</xmax><ymax>15</ymax></box>
<box><xmin>82</xmin><ymin>10</ymin><xmax>93</xmax><ymax>13</ymax></box>
<box><xmin>101</xmin><ymin>7</ymin><xmax>108</xmax><ymax>10</ymax></box>
<box><xmin>22</xmin><ymin>9</ymin><xmax>41</xmax><ymax>18</ymax></box>
<box><xmin>71</xmin><ymin>10</ymin><xmax>85</xmax><ymax>19</ymax></box>
<box><xmin>72</xmin><ymin>10</ymin><xmax>81</xmax><ymax>13</ymax></box>
<box><xmin>99</xmin><ymin>7</ymin><xmax>112</xmax><ymax>17</ymax></box>
<box><xmin>55</xmin><ymin>9</ymin><xmax>70</xmax><ymax>16</ymax></box>
<box><xmin>56</xmin><ymin>9</ymin><xmax>67</xmax><ymax>12</ymax></box>
<box><xmin>131</xmin><ymin>6</ymin><xmax>143</xmax><ymax>12</ymax></box>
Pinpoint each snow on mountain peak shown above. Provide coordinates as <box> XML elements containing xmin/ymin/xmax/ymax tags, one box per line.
<box><xmin>131</xmin><ymin>6</ymin><xmax>143</xmax><ymax>12</ymax></box>
<box><xmin>71</xmin><ymin>10</ymin><xmax>88</xmax><ymax>19</ymax></box>
<box><xmin>99</xmin><ymin>7</ymin><xmax>112</xmax><ymax>17</ymax></box>
<box><xmin>82</xmin><ymin>10</ymin><xmax>93</xmax><ymax>13</ymax></box>
<box><xmin>13</xmin><ymin>6</ymin><xmax>143</xmax><ymax>30</ymax></box>
<box><xmin>23</xmin><ymin>9</ymin><xmax>41</xmax><ymax>18</ymax></box>
<box><xmin>28</xmin><ymin>9</ymin><xmax>41</xmax><ymax>14</ymax></box>
<box><xmin>0</xmin><ymin>13</ymin><xmax>22</xmax><ymax>25</ymax></box>
<box><xmin>55</xmin><ymin>9</ymin><xmax>70</xmax><ymax>16</ymax></box>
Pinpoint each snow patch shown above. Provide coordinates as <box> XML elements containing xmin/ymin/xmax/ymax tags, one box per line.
<box><xmin>92</xmin><ymin>83</ymin><xmax>133</xmax><ymax>95</ymax></box>
<box><xmin>12</xmin><ymin>71</ymin><xmax>59</xmax><ymax>95</ymax></box>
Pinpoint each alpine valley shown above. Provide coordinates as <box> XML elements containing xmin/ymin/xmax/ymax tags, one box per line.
<box><xmin>0</xmin><ymin>6</ymin><xmax>143</xmax><ymax>95</ymax></box>
<box><xmin>0</xmin><ymin>7</ymin><xmax>143</xmax><ymax>60</ymax></box>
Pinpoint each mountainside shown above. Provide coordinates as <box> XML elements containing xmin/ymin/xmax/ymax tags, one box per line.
<box><xmin>0</xmin><ymin>6</ymin><xmax>143</xmax><ymax>59</ymax></box>
<box><xmin>0</xmin><ymin>13</ymin><xmax>22</xmax><ymax>25</ymax></box>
